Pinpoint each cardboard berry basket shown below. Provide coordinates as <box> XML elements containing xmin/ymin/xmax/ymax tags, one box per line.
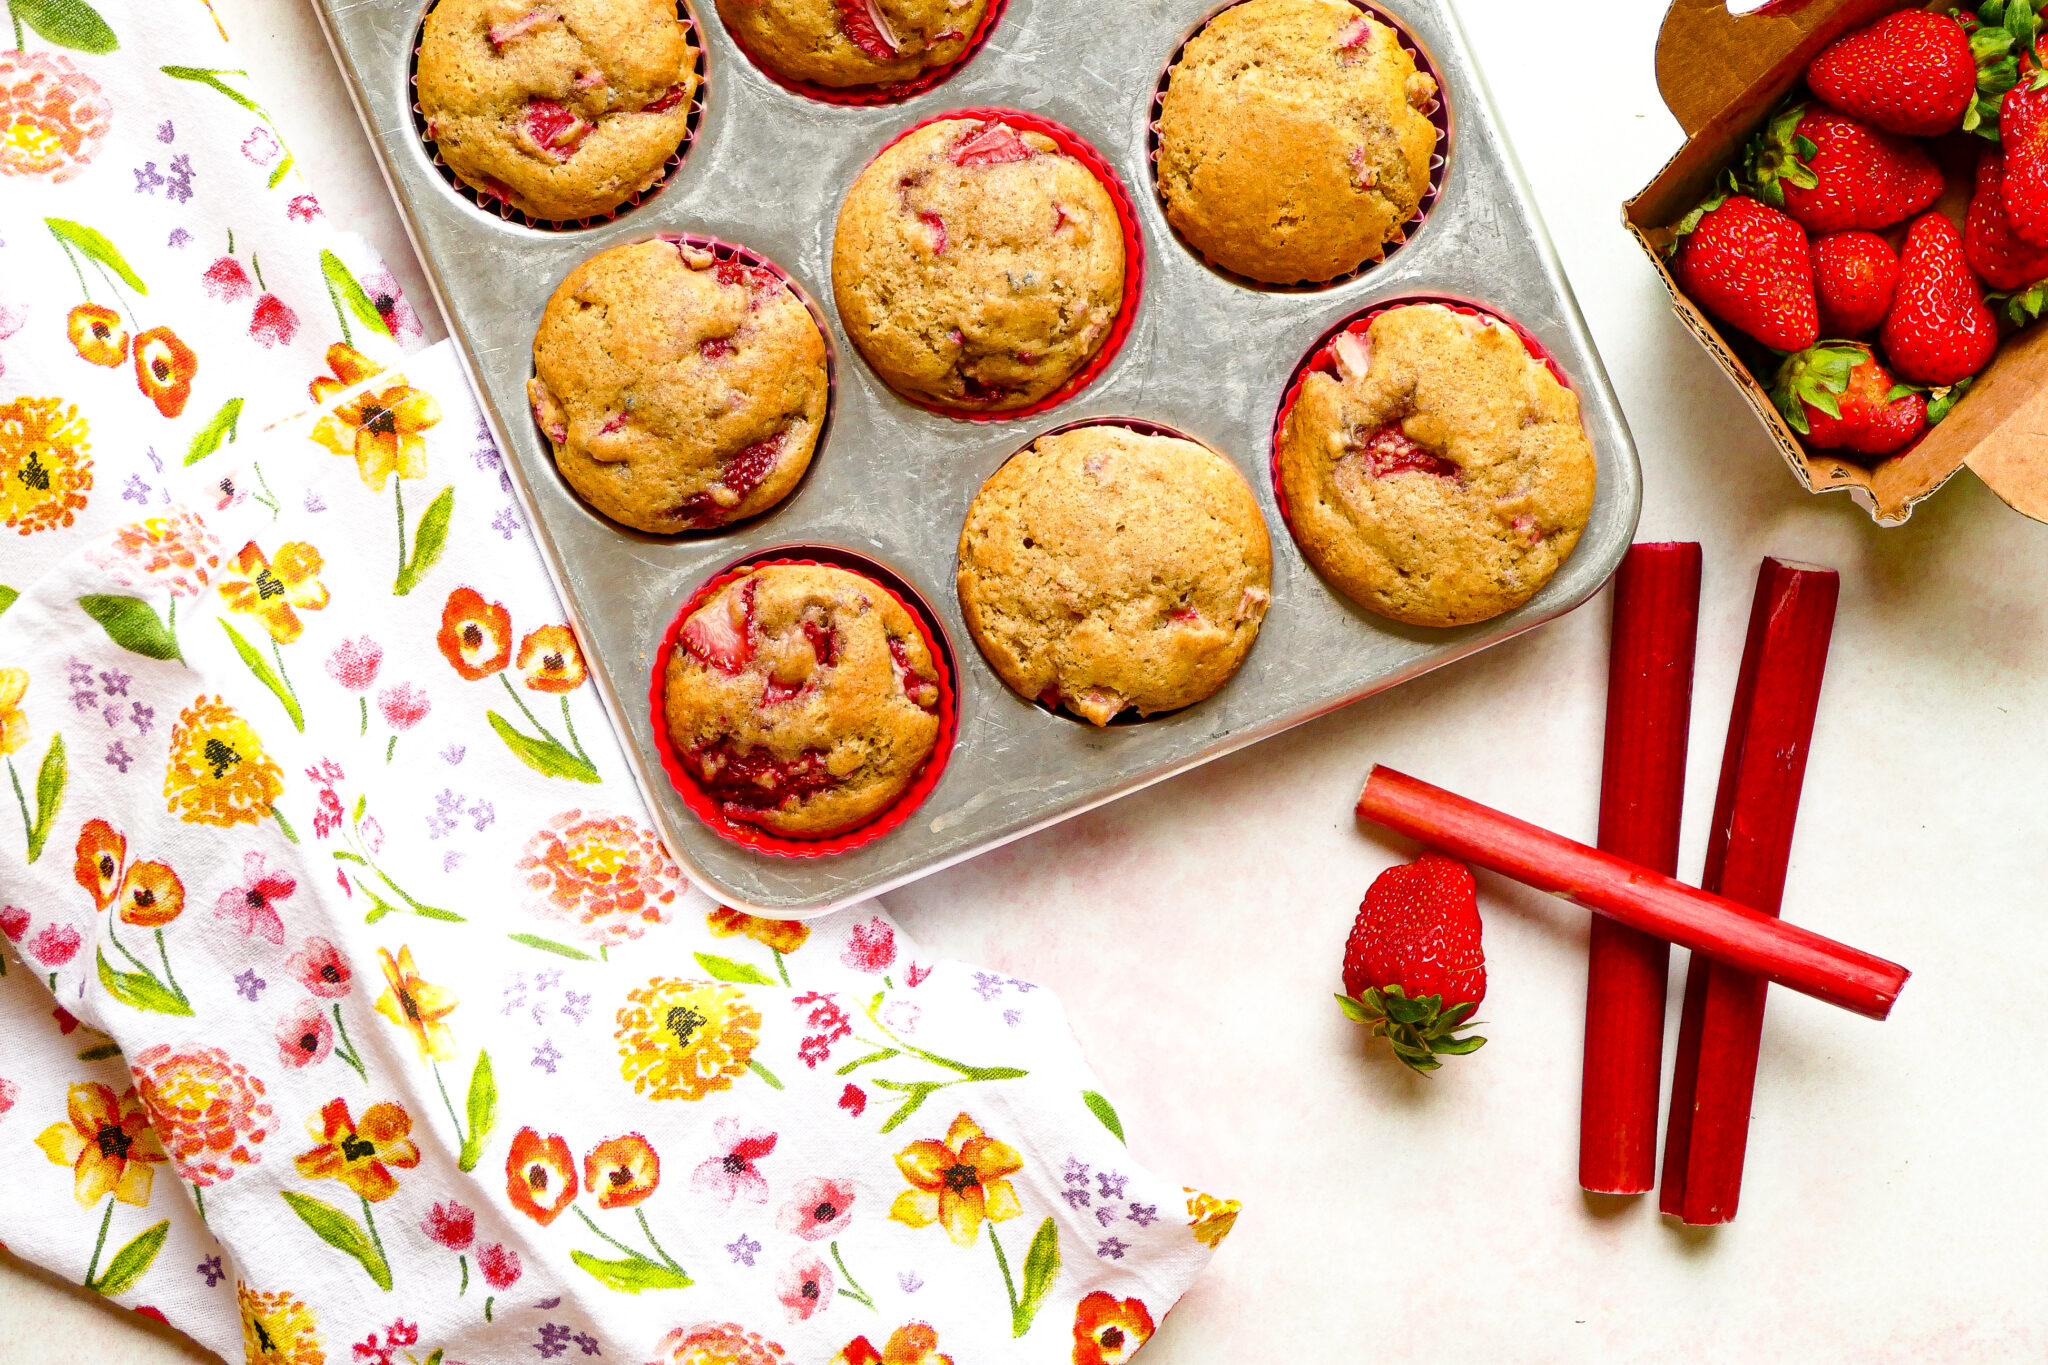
<box><xmin>1628</xmin><ymin>0</ymin><xmax>2048</xmax><ymax>525</ymax></box>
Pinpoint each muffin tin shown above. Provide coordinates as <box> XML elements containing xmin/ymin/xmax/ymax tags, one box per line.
<box><xmin>311</xmin><ymin>0</ymin><xmax>1642</xmax><ymax>915</ymax></box>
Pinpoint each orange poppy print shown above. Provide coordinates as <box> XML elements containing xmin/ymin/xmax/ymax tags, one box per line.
<box><xmin>506</xmin><ymin>1127</ymin><xmax>577</xmax><ymax>1225</ymax></box>
<box><xmin>437</xmin><ymin>587</ymin><xmax>513</xmax><ymax>680</ymax></box>
<box><xmin>1071</xmin><ymin>1292</ymin><xmax>1154</xmax><ymax>1365</ymax></box>
<box><xmin>74</xmin><ymin>818</ymin><xmax>127</xmax><ymax>910</ymax></box>
<box><xmin>834</xmin><ymin>1325</ymin><xmax>953</xmax><ymax>1365</ymax></box>
<box><xmin>217</xmin><ymin>540</ymin><xmax>330</xmax><ymax>644</ymax></box>
<box><xmin>311</xmin><ymin>377</ymin><xmax>441</xmax><ymax>490</ymax></box>
<box><xmin>888</xmin><ymin>1112</ymin><xmax>1024</xmax><ymax>1247</ymax></box>
<box><xmin>584</xmin><ymin>1134</ymin><xmax>660</xmax><ymax>1209</ymax></box>
<box><xmin>294</xmin><ymin>1097</ymin><xmax>421</xmax><ymax>1202</ymax></box>
<box><xmin>308</xmin><ymin>342</ymin><xmax>385</xmax><ymax>403</ymax></box>
<box><xmin>515</xmin><ymin>624</ymin><xmax>586</xmax><ymax>693</ymax></box>
<box><xmin>133</xmin><ymin>327</ymin><xmax>198</xmax><ymax>418</ymax></box>
<box><xmin>33</xmin><ymin>1081</ymin><xmax>166</xmax><ymax>1207</ymax></box>
<box><xmin>116</xmin><ymin>860</ymin><xmax>185</xmax><ymax>927</ymax></box>
<box><xmin>66</xmin><ymin>303</ymin><xmax>127</xmax><ymax>366</ymax></box>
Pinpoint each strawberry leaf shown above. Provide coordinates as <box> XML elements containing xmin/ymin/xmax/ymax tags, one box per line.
<box><xmin>1927</xmin><ymin>376</ymin><xmax>1974</xmax><ymax>425</ymax></box>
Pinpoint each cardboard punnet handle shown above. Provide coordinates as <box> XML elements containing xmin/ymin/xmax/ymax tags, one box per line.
<box><xmin>1655</xmin><ymin>0</ymin><xmax>1905</xmax><ymax>137</ymax></box>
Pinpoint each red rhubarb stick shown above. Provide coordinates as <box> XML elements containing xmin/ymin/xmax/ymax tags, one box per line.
<box><xmin>1660</xmin><ymin>557</ymin><xmax>1839</xmax><ymax>1225</ymax></box>
<box><xmin>1353</xmin><ymin>767</ymin><xmax>1906</xmax><ymax>1020</ymax></box>
<box><xmin>1580</xmin><ymin>542</ymin><xmax>1702</xmax><ymax>1195</ymax></box>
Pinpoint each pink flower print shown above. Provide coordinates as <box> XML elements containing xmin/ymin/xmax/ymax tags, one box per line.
<box><xmin>241</xmin><ymin>126</ymin><xmax>280</xmax><ymax>166</ymax></box>
<box><xmin>777</xmin><ymin>1251</ymin><xmax>833</xmax><ymax>1323</ymax></box>
<box><xmin>276</xmin><ymin>1000</ymin><xmax>333</xmax><ymax>1068</ymax></box>
<box><xmin>691</xmin><ymin>1116</ymin><xmax>776</xmax><ymax>1204</ymax></box>
<box><xmin>360</xmin><ymin>817</ymin><xmax>385</xmax><ymax>854</ymax></box>
<box><xmin>0</xmin><ymin>52</ymin><xmax>112</xmax><ymax>182</ymax></box>
<box><xmin>377</xmin><ymin>683</ymin><xmax>430</xmax><ymax>731</ymax></box>
<box><xmin>880</xmin><ymin>1001</ymin><xmax>921</xmax><ymax>1036</ymax></box>
<box><xmin>778</xmin><ymin>1177</ymin><xmax>856</xmax><ymax>1241</ymax></box>
<box><xmin>88</xmin><ymin>507</ymin><xmax>223</xmax><ymax>598</ymax></box>
<box><xmin>312</xmin><ymin>788</ymin><xmax>345</xmax><ymax>839</ymax></box>
<box><xmin>28</xmin><ymin>922</ymin><xmax>80</xmax><ymax>966</ymax></box>
<box><xmin>0</xmin><ymin>1076</ymin><xmax>15</xmax><ymax>1122</ymax></box>
<box><xmin>325</xmin><ymin>636</ymin><xmax>384</xmax><ymax>691</ymax></box>
<box><xmin>249</xmin><ymin>294</ymin><xmax>298</xmax><ymax>348</ymax></box>
<box><xmin>213</xmin><ymin>851</ymin><xmax>297</xmax><ymax>944</ymax></box>
<box><xmin>839</xmin><ymin>1084</ymin><xmax>866</xmax><ymax>1118</ymax></box>
<box><xmin>841</xmin><ymin>917</ymin><xmax>897</xmax><ymax>973</ymax></box>
<box><xmin>423</xmin><ymin>1200</ymin><xmax>476</xmax><ymax>1250</ymax></box>
<box><xmin>202</xmin><ymin>257</ymin><xmax>253</xmax><ymax>302</ymax></box>
<box><xmin>287</xmin><ymin>194</ymin><xmax>322</xmax><ymax>222</ymax></box>
<box><xmin>0</xmin><ymin>301</ymin><xmax>24</xmax><ymax>340</ymax></box>
<box><xmin>364</xmin><ymin>268</ymin><xmax>424</xmax><ymax>342</ymax></box>
<box><xmin>289</xmin><ymin>936</ymin><xmax>352</xmax><ymax>998</ymax></box>
<box><xmin>0</xmin><ymin>904</ymin><xmax>27</xmax><ymax>941</ymax></box>
<box><xmin>476</xmin><ymin>1243</ymin><xmax>521</xmax><ymax>1289</ymax></box>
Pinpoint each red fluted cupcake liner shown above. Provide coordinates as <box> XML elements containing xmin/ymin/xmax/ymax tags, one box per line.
<box><xmin>848</xmin><ymin>107</ymin><xmax>1146</xmax><ymax>423</ymax></box>
<box><xmin>531</xmin><ymin>233</ymin><xmax>837</xmax><ymax>534</ymax></box>
<box><xmin>1147</xmin><ymin>0</ymin><xmax>1450</xmax><ymax>292</ymax></box>
<box><xmin>1268</xmin><ymin>296</ymin><xmax>1574</xmax><ymax>529</ymax></box>
<box><xmin>648</xmin><ymin>549</ymin><xmax>958</xmax><ymax>857</ymax></box>
<box><xmin>719</xmin><ymin>0</ymin><xmax>1007</xmax><ymax>107</ymax></box>
<box><xmin>410</xmin><ymin>0</ymin><xmax>708</xmax><ymax>231</ymax></box>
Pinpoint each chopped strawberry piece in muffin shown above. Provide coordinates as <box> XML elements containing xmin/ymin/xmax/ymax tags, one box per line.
<box><xmin>688</xmin><ymin>740</ymin><xmax>841</xmax><ymax>808</ymax></box>
<box><xmin>643</xmin><ymin>83</ymin><xmax>690</xmax><ymax>113</ymax></box>
<box><xmin>1349</xmin><ymin>423</ymin><xmax>1461</xmax><ymax>481</ymax></box>
<box><xmin>952</xmin><ymin>121</ymin><xmax>1035</xmax><ymax>167</ymax></box>
<box><xmin>834</xmin><ymin>0</ymin><xmax>902</xmax><ymax>59</ymax></box>
<box><xmin>699</xmin><ymin>334</ymin><xmax>736</xmax><ymax>360</ymax></box>
<box><xmin>716</xmin><ymin>261</ymin><xmax>782</xmax><ymax>295</ymax></box>
<box><xmin>681</xmin><ymin>578</ymin><xmax>758</xmax><ymax>673</ymax></box>
<box><xmin>1335</xmin><ymin>14</ymin><xmax>1372</xmax><ymax>50</ymax></box>
<box><xmin>888</xmin><ymin>637</ymin><xmax>941</xmax><ymax>712</ymax></box>
<box><xmin>522</xmin><ymin>98</ymin><xmax>592</xmax><ymax>160</ymax></box>
<box><xmin>920</xmin><ymin>212</ymin><xmax>948</xmax><ymax>255</ymax></box>
<box><xmin>488</xmin><ymin>8</ymin><xmax>559</xmax><ymax>48</ymax></box>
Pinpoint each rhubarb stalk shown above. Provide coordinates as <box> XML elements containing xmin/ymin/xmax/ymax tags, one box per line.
<box><xmin>1580</xmin><ymin>542</ymin><xmax>1702</xmax><ymax>1195</ymax></box>
<box><xmin>1659</xmin><ymin>557</ymin><xmax>1839</xmax><ymax>1225</ymax></box>
<box><xmin>1353</xmin><ymin>767</ymin><xmax>1906</xmax><ymax>1020</ymax></box>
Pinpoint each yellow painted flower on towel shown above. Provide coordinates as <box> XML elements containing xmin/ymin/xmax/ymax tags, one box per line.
<box><xmin>163</xmin><ymin>695</ymin><xmax>285</xmax><ymax>827</ymax></box>
<box><xmin>888</xmin><ymin>1112</ymin><xmax>1023</xmax><ymax>1247</ymax></box>
<box><xmin>34</xmin><ymin>1081</ymin><xmax>165</xmax><ymax>1207</ymax></box>
<box><xmin>312</xmin><ymin>377</ymin><xmax>440</xmax><ymax>490</ymax></box>
<box><xmin>237</xmin><ymin>1283</ymin><xmax>324</xmax><ymax>1365</ymax></box>
<box><xmin>217</xmin><ymin>540</ymin><xmax>330</xmax><ymax>644</ymax></box>
<box><xmin>0</xmin><ymin>667</ymin><xmax>29</xmax><ymax>756</ymax></box>
<box><xmin>372</xmin><ymin>945</ymin><xmax>459</xmax><ymax>1061</ymax></box>
<box><xmin>615</xmin><ymin>979</ymin><xmax>760</xmax><ymax>1101</ymax></box>
<box><xmin>1184</xmin><ymin>1188</ymin><xmax>1239</xmax><ymax>1248</ymax></box>
<box><xmin>706</xmin><ymin>906</ymin><xmax>809</xmax><ymax>956</ymax></box>
<box><xmin>0</xmin><ymin>395</ymin><xmax>92</xmax><ymax>534</ymax></box>
<box><xmin>309</xmin><ymin>341</ymin><xmax>385</xmax><ymax>403</ymax></box>
<box><xmin>294</xmin><ymin>1097</ymin><xmax>420</xmax><ymax>1202</ymax></box>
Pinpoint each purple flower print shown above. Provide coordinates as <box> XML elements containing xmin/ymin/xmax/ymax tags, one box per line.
<box><xmin>166</xmin><ymin>153</ymin><xmax>195</xmax><ymax>203</ymax></box>
<box><xmin>122</xmin><ymin>474</ymin><xmax>150</xmax><ymax>504</ymax></box>
<box><xmin>196</xmin><ymin>1255</ymin><xmax>224</xmax><ymax>1286</ymax></box>
<box><xmin>1128</xmin><ymin>1202</ymin><xmax>1158</xmax><ymax>1226</ymax></box>
<box><xmin>1097</xmin><ymin>1169</ymin><xmax>1127</xmax><ymax>1200</ymax></box>
<box><xmin>303</xmin><ymin>490</ymin><xmax>326</xmax><ymax>513</ymax></box>
<box><xmin>156</xmin><ymin>119</ymin><xmax>174</xmax><ymax>143</ymax></box>
<box><xmin>133</xmin><ymin>161</ymin><xmax>164</xmax><ymax>194</ymax></box>
<box><xmin>428</xmin><ymin>789</ymin><xmax>463</xmax><ymax>840</ymax></box>
<box><xmin>572</xmin><ymin>1331</ymin><xmax>599</xmax><ymax>1356</ymax></box>
<box><xmin>971</xmin><ymin>971</ymin><xmax>1004</xmax><ymax>1000</ymax></box>
<box><xmin>470</xmin><ymin>799</ymin><xmax>494</xmax><ymax>832</ymax></box>
<box><xmin>530</xmin><ymin>1040</ymin><xmax>560</xmax><ymax>1074</ymax></box>
<box><xmin>1062</xmin><ymin>1186</ymin><xmax>1091</xmax><ymax>1211</ymax></box>
<box><xmin>491</xmin><ymin>506</ymin><xmax>521</xmax><ymax>540</ymax></box>
<box><xmin>213</xmin><ymin>850</ymin><xmax>298</xmax><ymax>944</ymax></box>
<box><xmin>104</xmin><ymin>742</ymin><xmax>132</xmax><ymax>773</ymax></box>
<box><xmin>233</xmin><ymin>968</ymin><xmax>267</xmax><ymax>1002</ymax></box>
<box><xmin>1097</xmin><ymin>1237</ymin><xmax>1129</xmax><ymax>1261</ymax></box>
<box><xmin>897</xmin><ymin>1271</ymin><xmax>923</xmax><ymax>1293</ymax></box>
<box><xmin>99</xmin><ymin>669</ymin><xmax>129</xmax><ymax>697</ymax></box>
<box><xmin>1095</xmin><ymin>1206</ymin><xmax>1119</xmax><ymax>1227</ymax></box>
<box><xmin>167</xmin><ymin>228</ymin><xmax>190</xmax><ymax>249</ymax></box>
<box><xmin>1063</xmin><ymin>1157</ymin><xmax>1089</xmax><ymax>1187</ymax></box>
<box><xmin>130</xmin><ymin>702</ymin><xmax>154</xmax><ymax>734</ymax></box>
<box><xmin>725</xmin><ymin>1233</ymin><xmax>760</xmax><ymax>1267</ymax></box>
<box><xmin>1003</xmin><ymin>1009</ymin><xmax>1022</xmax><ymax>1028</ymax></box>
<box><xmin>442</xmin><ymin>851</ymin><xmax>463</xmax><ymax>874</ymax></box>
<box><xmin>535</xmin><ymin>1324</ymin><xmax>571</xmax><ymax>1359</ymax></box>
<box><xmin>440</xmin><ymin>744</ymin><xmax>466</xmax><ymax>764</ymax></box>
<box><xmin>692</xmin><ymin>1116</ymin><xmax>776</xmax><ymax>1204</ymax></box>
<box><xmin>561</xmin><ymin>990</ymin><xmax>589</xmax><ymax>1024</ymax></box>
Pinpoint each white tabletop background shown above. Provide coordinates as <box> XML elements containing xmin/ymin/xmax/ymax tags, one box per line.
<box><xmin>6</xmin><ymin>0</ymin><xmax>2045</xmax><ymax>1359</ymax></box>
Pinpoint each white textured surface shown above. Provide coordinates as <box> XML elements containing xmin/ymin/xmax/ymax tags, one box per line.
<box><xmin>5</xmin><ymin>0</ymin><xmax>2046</xmax><ymax>1360</ymax></box>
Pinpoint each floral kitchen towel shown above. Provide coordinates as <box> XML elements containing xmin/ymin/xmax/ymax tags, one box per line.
<box><xmin>0</xmin><ymin>3</ymin><xmax>1234</xmax><ymax>1363</ymax></box>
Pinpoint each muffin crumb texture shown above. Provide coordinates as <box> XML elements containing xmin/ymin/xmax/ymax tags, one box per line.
<box><xmin>834</xmin><ymin>117</ymin><xmax>1127</xmax><ymax>412</ymax></box>
<box><xmin>1276</xmin><ymin>303</ymin><xmax>1596</xmax><ymax>628</ymax></box>
<box><xmin>957</xmin><ymin>426</ymin><xmax>1272</xmax><ymax>725</ymax></box>
<box><xmin>417</xmin><ymin>0</ymin><xmax>699</xmax><ymax>221</ymax></box>
<box><xmin>529</xmin><ymin>238</ymin><xmax>828</xmax><ymax>534</ymax></box>
<box><xmin>716</xmin><ymin>0</ymin><xmax>994</xmax><ymax>89</ymax></box>
<box><xmin>664</xmin><ymin>564</ymin><xmax>943</xmax><ymax>838</ymax></box>
<box><xmin>1156</xmin><ymin>0</ymin><xmax>1438</xmax><ymax>284</ymax></box>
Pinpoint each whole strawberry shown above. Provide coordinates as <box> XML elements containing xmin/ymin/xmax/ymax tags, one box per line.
<box><xmin>1965</xmin><ymin>148</ymin><xmax>2048</xmax><ymax>288</ymax></box>
<box><xmin>1772</xmin><ymin>342</ymin><xmax>1927</xmax><ymax>457</ymax></box>
<box><xmin>1670</xmin><ymin>192</ymin><xmax>1819</xmax><ymax>352</ymax></box>
<box><xmin>1882</xmin><ymin>212</ymin><xmax>2000</xmax><ymax>385</ymax></box>
<box><xmin>2001</xmin><ymin>57</ymin><xmax>2048</xmax><ymax>246</ymax></box>
<box><xmin>1744</xmin><ymin>102</ymin><xmax>1943</xmax><ymax>234</ymax></box>
<box><xmin>1336</xmin><ymin>852</ymin><xmax>1486</xmax><ymax>1074</ymax></box>
<box><xmin>1806</xmin><ymin>9</ymin><xmax>1976</xmax><ymax>137</ymax></box>
<box><xmin>1810</xmin><ymin>230</ymin><xmax>1899</xmax><ymax>335</ymax></box>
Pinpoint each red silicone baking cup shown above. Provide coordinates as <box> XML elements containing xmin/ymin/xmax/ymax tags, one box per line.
<box><xmin>531</xmin><ymin>233</ymin><xmax>837</xmax><ymax>534</ymax></box>
<box><xmin>1268</xmin><ymin>296</ymin><xmax>1574</xmax><ymax>529</ymax></box>
<box><xmin>410</xmin><ymin>0</ymin><xmax>709</xmax><ymax>231</ymax></box>
<box><xmin>647</xmin><ymin>550</ymin><xmax>959</xmax><ymax>857</ymax></box>
<box><xmin>719</xmin><ymin>0</ymin><xmax>1007</xmax><ymax>107</ymax></box>
<box><xmin>1147</xmin><ymin>0</ymin><xmax>1450</xmax><ymax>292</ymax></box>
<box><xmin>848</xmin><ymin>107</ymin><xmax>1146</xmax><ymax>423</ymax></box>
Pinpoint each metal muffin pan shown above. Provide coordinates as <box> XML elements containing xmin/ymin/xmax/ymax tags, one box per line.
<box><xmin>311</xmin><ymin>0</ymin><xmax>1642</xmax><ymax>915</ymax></box>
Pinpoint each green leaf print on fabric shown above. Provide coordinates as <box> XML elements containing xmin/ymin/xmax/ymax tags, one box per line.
<box><xmin>77</xmin><ymin>595</ymin><xmax>180</xmax><ymax>663</ymax></box>
<box><xmin>11</xmin><ymin>0</ymin><xmax>118</xmax><ymax>52</ymax></box>
<box><xmin>14</xmin><ymin>731</ymin><xmax>66</xmax><ymax>863</ymax></box>
<box><xmin>486</xmin><ymin>711</ymin><xmax>599</xmax><ymax>784</ymax></box>
<box><xmin>1082</xmin><ymin>1090</ymin><xmax>1125</xmax><ymax>1144</ymax></box>
<box><xmin>694</xmin><ymin>953</ymin><xmax>777</xmax><ymax>986</ymax></box>
<box><xmin>320</xmin><ymin>249</ymin><xmax>394</xmax><ymax>347</ymax></box>
<box><xmin>457</xmin><ymin>1050</ymin><xmax>495</xmax><ymax>1174</ymax></box>
<box><xmin>219</xmin><ymin>618</ymin><xmax>304</xmax><ymax>732</ymax></box>
<box><xmin>506</xmin><ymin>932</ymin><xmax>596</xmax><ymax>960</ymax></box>
<box><xmin>184</xmin><ymin>398</ymin><xmax>243</xmax><ymax>465</ymax></box>
<box><xmin>159</xmin><ymin>66</ymin><xmax>261</xmax><ymax>114</ymax></box>
<box><xmin>568</xmin><ymin>1250</ymin><xmax>693</xmax><ymax>1294</ymax></box>
<box><xmin>88</xmin><ymin>1219</ymin><xmax>169</xmax><ymax>1297</ymax></box>
<box><xmin>45</xmin><ymin>219</ymin><xmax>144</xmax><ymax>294</ymax></box>
<box><xmin>95</xmin><ymin>948</ymin><xmax>193</xmax><ymax>1016</ymax></box>
<box><xmin>393</xmin><ymin>485</ymin><xmax>453</xmax><ymax>596</ymax></box>
<box><xmin>0</xmin><ymin>586</ymin><xmax>17</xmax><ymax>617</ymax></box>
<box><xmin>280</xmin><ymin>1191</ymin><xmax>392</xmax><ymax>1291</ymax></box>
<box><xmin>1014</xmin><ymin>1216</ymin><xmax>1062</xmax><ymax>1337</ymax></box>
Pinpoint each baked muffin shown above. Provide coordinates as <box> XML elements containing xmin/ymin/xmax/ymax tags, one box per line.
<box><xmin>716</xmin><ymin>0</ymin><xmax>992</xmax><ymax>90</ymax></box>
<box><xmin>664</xmin><ymin>563</ymin><xmax>944</xmax><ymax>837</ymax></box>
<box><xmin>957</xmin><ymin>425</ymin><xmax>1272</xmax><ymax>725</ymax></box>
<box><xmin>417</xmin><ymin>0</ymin><xmax>698</xmax><ymax>222</ymax></box>
<box><xmin>833</xmin><ymin>116</ymin><xmax>1127</xmax><ymax>412</ymax></box>
<box><xmin>1275</xmin><ymin>304</ymin><xmax>1596</xmax><ymax>628</ymax></box>
<box><xmin>1156</xmin><ymin>0</ymin><xmax>1438</xmax><ymax>285</ymax></box>
<box><xmin>529</xmin><ymin>239</ymin><xmax>828</xmax><ymax>532</ymax></box>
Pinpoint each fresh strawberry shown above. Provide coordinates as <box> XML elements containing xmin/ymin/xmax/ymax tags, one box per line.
<box><xmin>1771</xmin><ymin>342</ymin><xmax>1927</xmax><ymax>457</ymax></box>
<box><xmin>1805</xmin><ymin>9</ymin><xmax>1976</xmax><ymax>137</ymax></box>
<box><xmin>1335</xmin><ymin>852</ymin><xmax>1486</xmax><ymax>1074</ymax></box>
<box><xmin>680</xmin><ymin>577</ymin><xmax>758</xmax><ymax>673</ymax></box>
<box><xmin>2001</xmin><ymin>57</ymin><xmax>2048</xmax><ymax>246</ymax></box>
<box><xmin>1965</xmin><ymin>148</ymin><xmax>2048</xmax><ymax>289</ymax></box>
<box><xmin>1744</xmin><ymin>103</ymin><xmax>1942</xmax><ymax>234</ymax></box>
<box><xmin>1669</xmin><ymin>192</ymin><xmax>1819</xmax><ymax>352</ymax></box>
<box><xmin>1810</xmin><ymin>230</ymin><xmax>1898</xmax><ymax>335</ymax></box>
<box><xmin>1881</xmin><ymin>211</ymin><xmax>2000</xmax><ymax>385</ymax></box>
<box><xmin>834</xmin><ymin>0</ymin><xmax>900</xmax><ymax>61</ymax></box>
